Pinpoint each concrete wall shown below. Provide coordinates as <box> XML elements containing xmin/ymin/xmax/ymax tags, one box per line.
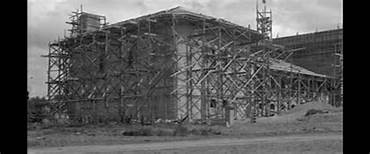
<box><xmin>174</xmin><ymin>20</ymin><xmax>203</xmax><ymax>120</ymax></box>
<box><xmin>273</xmin><ymin>29</ymin><xmax>342</xmax><ymax>77</ymax></box>
<box><xmin>67</xmin><ymin>16</ymin><xmax>264</xmax><ymax>123</ymax></box>
<box><xmin>67</xmin><ymin>18</ymin><xmax>178</xmax><ymax>123</ymax></box>
<box><xmin>79</xmin><ymin>13</ymin><xmax>102</xmax><ymax>32</ymax></box>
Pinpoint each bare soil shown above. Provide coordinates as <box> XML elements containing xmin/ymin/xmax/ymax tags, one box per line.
<box><xmin>28</xmin><ymin>101</ymin><xmax>343</xmax><ymax>153</ymax></box>
<box><xmin>28</xmin><ymin>133</ymin><xmax>342</xmax><ymax>154</ymax></box>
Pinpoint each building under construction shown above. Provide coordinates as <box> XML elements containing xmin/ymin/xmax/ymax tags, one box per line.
<box><xmin>273</xmin><ymin>29</ymin><xmax>343</xmax><ymax>77</ymax></box>
<box><xmin>44</xmin><ymin>5</ymin><xmax>341</xmax><ymax>124</ymax></box>
<box><xmin>273</xmin><ymin>29</ymin><xmax>343</xmax><ymax>107</ymax></box>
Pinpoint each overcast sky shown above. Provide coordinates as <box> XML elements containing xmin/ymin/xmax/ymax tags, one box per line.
<box><xmin>28</xmin><ymin>0</ymin><xmax>342</xmax><ymax>97</ymax></box>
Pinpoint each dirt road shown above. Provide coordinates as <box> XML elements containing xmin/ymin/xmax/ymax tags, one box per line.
<box><xmin>28</xmin><ymin>133</ymin><xmax>342</xmax><ymax>154</ymax></box>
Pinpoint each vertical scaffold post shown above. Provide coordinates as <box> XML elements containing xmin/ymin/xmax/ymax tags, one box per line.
<box><xmin>250</xmin><ymin>63</ymin><xmax>256</xmax><ymax>123</ymax></box>
<box><xmin>200</xmin><ymin>19</ymin><xmax>207</xmax><ymax>121</ymax></box>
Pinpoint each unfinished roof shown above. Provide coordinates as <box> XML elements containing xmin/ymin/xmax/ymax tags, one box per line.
<box><xmin>274</xmin><ymin>28</ymin><xmax>342</xmax><ymax>41</ymax></box>
<box><xmin>103</xmin><ymin>6</ymin><xmax>328</xmax><ymax>79</ymax></box>
<box><xmin>270</xmin><ymin>58</ymin><xmax>329</xmax><ymax>78</ymax></box>
<box><xmin>106</xmin><ymin>6</ymin><xmax>261</xmax><ymax>35</ymax></box>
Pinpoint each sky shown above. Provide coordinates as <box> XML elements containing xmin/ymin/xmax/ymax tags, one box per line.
<box><xmin>27</xmin><ymin>0</ymin><xmax>342</xmax><ymax>97</ymax></box>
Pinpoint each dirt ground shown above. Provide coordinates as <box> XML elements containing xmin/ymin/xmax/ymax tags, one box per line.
<box><xmin>28</xmin><ymin>101</ymin><xmax>343</xmax><ymax>153</ymax></box>
<box><xmin>28</xmin><ymin>133</ymin><xmax>342</xmax><ymax>154</ymax></box>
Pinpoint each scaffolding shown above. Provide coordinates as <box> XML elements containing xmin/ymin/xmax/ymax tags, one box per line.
<box><xmin>256</xmin><ymin>0</ymin><xmax>272</xmax><ymax>39</ymax></box>
<box><xmin>331</xmin><ymin>33</ymin><xmax>343</xmax><ymax>106</ymax></box>
<box><xmin>272</xmin><ymin>28</ymin><xmax>343</xmax><ymax>107</ymax></box>
<box><xmin>66</xmin><ymin>6</ymin><xmax>107</xmax><ymax>37</ymax></box>
<box><xmin>171</xmin><ymin>20</ymin><xmax>333</xmax><ymax>123</ymax></box>
<box><xmin>44</xmin><ymin>6</ymin><xmax>335</xmax><ymax>124</ymax></box>
<box><xmin>273</xmin><ymin>29</ymin><xmax>343</xmax><ymax>77</ymax></box>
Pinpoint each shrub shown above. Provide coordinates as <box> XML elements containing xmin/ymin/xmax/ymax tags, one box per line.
<box><xmin>157</xmin><ymin>128</ymin><xmax>175</xmax><ymax>136</ymax></box>
<box><xmin>190</xmin><ymin>128</ymin><xmax>201</xmax><ymax>135</ymax></box>
<box><xmin>305</xmin><ymin>109</ymin><xmax>328</xmax><ymax>117</ymax></box>
<box><xmin>141</xmin><ymin>127</ymin><xmax>156</xmax><ymax>136</ymax></box>
<box><xmin>174</xmin><ymin>125</ymin><xmax>188</xmax><ymax>136</ymax></box>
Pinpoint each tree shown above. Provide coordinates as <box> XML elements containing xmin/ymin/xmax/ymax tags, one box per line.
<box><xmin>28</xmin><ymin>96</ymin><xmax>48</xmax><ymax>123</ymax></box>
